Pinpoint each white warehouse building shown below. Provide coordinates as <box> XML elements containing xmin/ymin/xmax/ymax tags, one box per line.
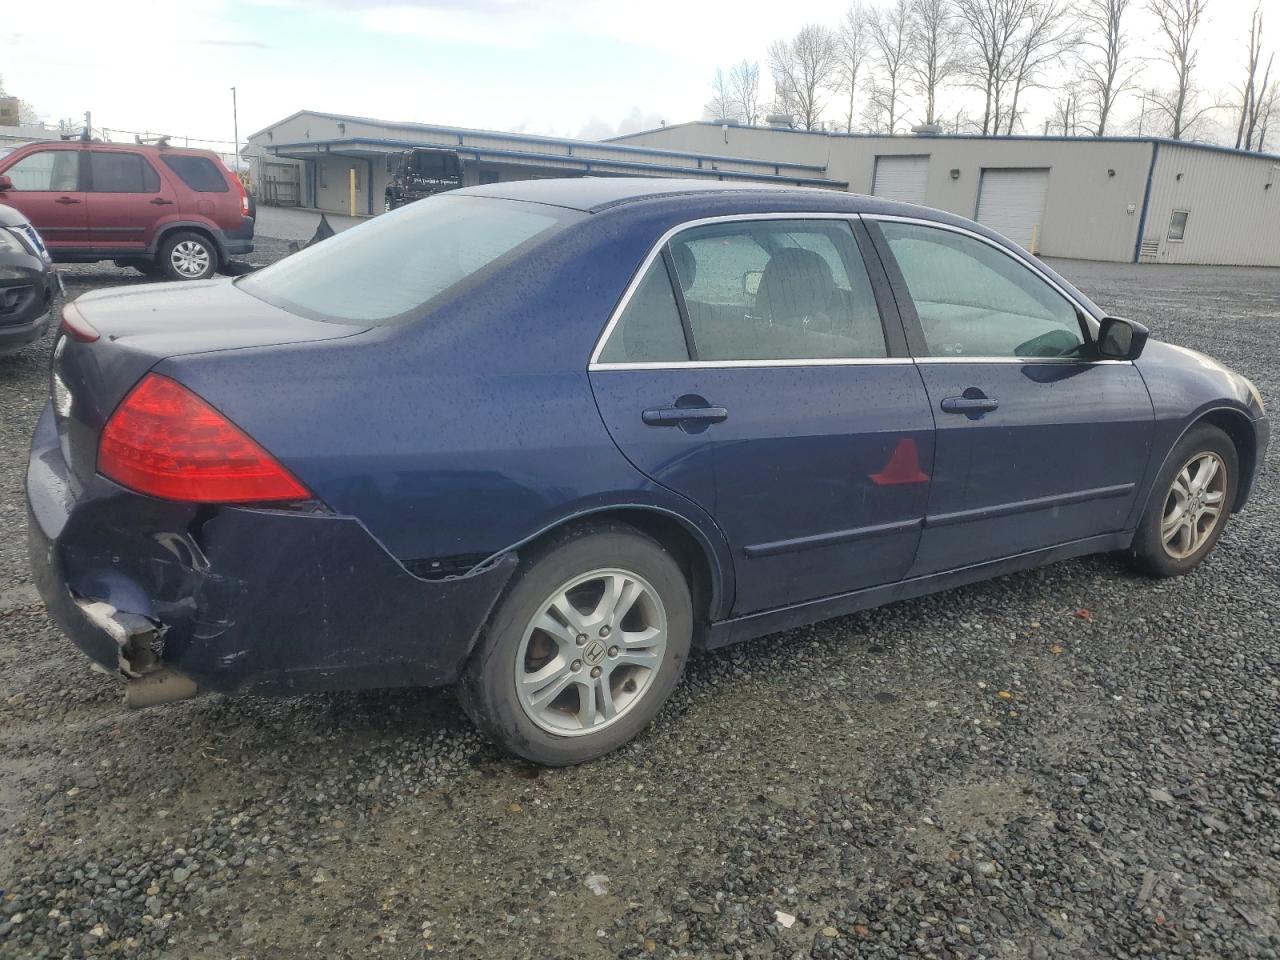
<box><xmin>246</xmin><ymin>111</ymin><xmax>1280</xmax><ymax>267</ymax></box>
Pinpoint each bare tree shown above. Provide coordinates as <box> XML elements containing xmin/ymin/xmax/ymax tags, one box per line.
<box><xmin>1052</xmin><ymin>82</ymin><xmax>1086</xmax><ymax>133</ymax></box>
<box><xmin>867</xmin><ymin>0</ymin><xmax>915</xmax><ymax>132</ymax></box>
<box><xmin>835</xmin><ymin>4</ymin><xmax>873</xmax><ymax>131</ymax></box>
<box><xmin>1234</xmin><ymin>5</ymin><xmax>1274</xmax><ymax>150</ymax></box>
<box><xmin>769</xmin><ymin>24</ymin><xmax>841</xmax><ymax>130</ymax></box>
<box><xmin>1003</xmin><ymin>0</ymin><xmax>1077</xmax><ymax>134</ymax></box>
<box><xmin>1256</xmin><ymin>78</ymin><xmax>1279</xmax><ymax>150</ymax></box>
<box><xmin>954</xmin><ymin>0</ymin><xmax>1032</xmax><ymax>134</ymax></box>
<box><xmin>909</xmin><ymin>0</ymin><xmax>964</xmax><ymax>125</ymax></box>
<box><xmin>1146</xmin><ymin>0</ymin><xmax>1210</xmax><ymax>139</ymax></box>
<box><xmin>1078</xmin><ymin>0</ymin><xmax>1138</xmax><ymax>135</ymax></box>
<box><xmin>706</xmin><ymin>68</ymin><xmax>740</xmax><ymax>122</ymax></box>
<box><xmin>729</xmin><ymin>60</ymin><xmax>762</xmax><ymax>126</ymax></box>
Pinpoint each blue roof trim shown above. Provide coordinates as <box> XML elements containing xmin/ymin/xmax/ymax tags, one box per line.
<box><xmin>266</xmin><ymin>137</ymin><xmax>848</xmax><ymax>188</ymax></box>
<box><xmin>251</xmin><ymin>110</ymin><xmax>829</xmax><ymax>173</ymax></box>
<box><xmin>611</xmin><ymin>120</ymin><xmax>1280</xmax><ymax>163</ymax></box>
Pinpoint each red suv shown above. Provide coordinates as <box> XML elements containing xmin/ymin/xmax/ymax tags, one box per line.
<box><xmin>0</xmin><ymin>140</ymin><xmax>253</xmax><ymax>281</ymax></box>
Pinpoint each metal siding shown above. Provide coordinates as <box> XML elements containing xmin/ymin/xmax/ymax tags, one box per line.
<box><xmin>1142</xmin><ymin>143</ymin><xmax>1280</xmax><ymax>266</ymax></box>
<box><xmin>975</xmin><ymin>168</ymin><xmax>1050</xmax><ymax>250</ymax></box>
<box><xmin>872</xmin><ymin>155</ymin><xmax>930</xmax><ymax>203</ymax></box>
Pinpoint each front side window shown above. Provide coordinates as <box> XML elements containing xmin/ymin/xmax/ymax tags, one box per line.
<box><xmin>879</xmin><ymin>221</ymin><xmax>1087</xmax><ymax>359</ymax></box>
<box><xmin>3</xmin><ymin>150</ymin><xmax>80</xmax><ymax>191</ymax></box>
<box><xmin>674</xmin><ymin>219</ymin><xmax>886</xmax><ymax>361</ymax></box>
<box><xmin>1167</xmin><ymin>210</ymin><xmax>1189</xmax><ymax>241</ymax></box>
<box><xmin>89</xmin><ymin>152</ymin><xmax>160</xmax><ymax>193</ymax></box>
<box><xmin>240</xmin><ymin>195</ymin><xmax>575</xmax><ymax>325</ymax></box>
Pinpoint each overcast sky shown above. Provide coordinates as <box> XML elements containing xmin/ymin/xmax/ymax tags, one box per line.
<box><xmin>1</xmin><ymin>0</ymin><xmax>1270</xmax><ymax>151</ymax></box>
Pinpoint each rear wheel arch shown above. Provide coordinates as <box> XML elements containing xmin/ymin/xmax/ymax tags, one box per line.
<box><xmin>504</xmin><ymin>507</ymin><xmax>727</xmax><ymax>646</ymax></box>
<box><xmin>154</xmin><ymin>222</ymin><xmax>223</xmax><ymax>260</ymax></box>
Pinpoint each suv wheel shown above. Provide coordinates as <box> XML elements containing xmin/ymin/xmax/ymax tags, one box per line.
<box><xmin>460</xmin><ymin>524</ymin><xmax>692</xmax><ymax>766</ymax></box>
<box><xmin>160</xmin><ymin>232</ymin><xmax>219</xmax><ymax>281</ymax></box>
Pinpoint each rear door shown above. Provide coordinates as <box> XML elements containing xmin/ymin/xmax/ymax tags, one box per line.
<box><xmin>590</xmin><ymin>216</ymin><xmax>934</xmax><ymax>616</ymax></box>
<box><xmin>84</xmin><ymin>149</ymin><xmax>177</xmax><ymax>252</ymax></box>
<box><xmin>867</xmin><ymin>216</ymin><xmax>1154</xmax><ymax>576</ymax></box>
<box><xmin>0</xmin><ymin>147</ymin><xmax>89</xmax><ymax>248</ymax></box>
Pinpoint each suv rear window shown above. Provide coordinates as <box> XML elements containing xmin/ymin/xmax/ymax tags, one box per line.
<box><xmin>238</xmin><ymin>195</ymin><xmax>578</xmax><ymax>325</ymax></box>
<box><xmin>89</xmin><ymin>152</ymin><xmax>160</xmax><ymax>193</ymax></box>
<box><xmin>161</xmin><ymin>155</ymin><xmax>230</xmax><ymax>193</ymax></box>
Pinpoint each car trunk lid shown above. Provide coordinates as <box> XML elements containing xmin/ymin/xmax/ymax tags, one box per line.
<box><xmin>52</xmin><ymin>278</ymin><xmax>367</xmax><ymax>492</ymax></box>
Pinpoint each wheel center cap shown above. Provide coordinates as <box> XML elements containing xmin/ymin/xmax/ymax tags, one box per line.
<box><xmin>583</xmin><ymin>640</ymin><xmax>608</xmax><ymax>666</ymax></box>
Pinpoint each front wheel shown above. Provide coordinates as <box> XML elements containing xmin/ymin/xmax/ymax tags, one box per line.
<box><xmin>1133</xmin><ymin>424</ymin><xmax>1238</xmax><ymax>577</ymax></box>
<box><xmin>460</xmin><ymin>525</ymin><xmax>692</xmax><ymax>765</ymax></box>
<box><xmin>159</xmin><ymin>232</ymin><xmax>219</xmax><ymax>281</ymax></box>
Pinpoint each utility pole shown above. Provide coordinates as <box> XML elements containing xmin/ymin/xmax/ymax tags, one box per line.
<box><xmin>83</xmin><ymin>110</ymin><xmax>92</xmax><ymax>141</ymax></box>
<box><xmin>231</xmin><ymin>86</ymin><xmax>240</xmax><ymax>176</ymax></box>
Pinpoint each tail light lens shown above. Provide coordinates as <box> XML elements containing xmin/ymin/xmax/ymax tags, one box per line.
<box><xmin>98</xmin><ymin>373</ymin><xmax>311</xmax><ymax>503</ymax></box>
<box><xmin>235</xmin><ymin>175</ymin><xmax>250</xmax><ymax>217</ymax></box>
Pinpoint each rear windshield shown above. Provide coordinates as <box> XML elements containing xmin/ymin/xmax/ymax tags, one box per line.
<box><xmin>238</xmin><ymin>195</ymin><xmax>577</xmax><ymax>325</ymax></box>
<box><xmin>161</xmin><ymin>155</ymin><xmax>229</xmax><ymax>192</ymax></box>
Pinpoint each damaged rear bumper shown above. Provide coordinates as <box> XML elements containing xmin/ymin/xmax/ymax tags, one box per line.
<box><xmin>26</xmin><ymin>405</ymin><xmax>516</xmax><ymax>700</ymax></box>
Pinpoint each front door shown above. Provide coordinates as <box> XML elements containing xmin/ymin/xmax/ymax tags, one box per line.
<box><xmin>869</xmin><ymin>217</ymin><xmax>1154</xmax><ymax>575</ymax></box>
<box><xmin>590</xmin><ymin>216</ymin><xmax>933</xmax><ymax>616</ymax></box>
<box><xmin>84</xmin><ymin>149</ymin><xmax>177</xmax><ymax>253</ymax></box>
<box><xmin>0</xmin><ymin>147</ymin><xmax>89</xmax><ymax>249</ymax></box>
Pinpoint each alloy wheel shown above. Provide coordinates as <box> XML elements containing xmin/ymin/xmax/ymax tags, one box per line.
<box><xmin>170</xmin><ymin>240</ymin><xmax>211</xmax><ymax>279</ymax></box>
<box><xmin>515</xmin><ymin>568</ymin><xmax>668</xmax><ymax>736</ymax></box>
<box><xmin>1161</xmin><ymin>451</ymin><xmax>1227</xmax><ymax>560</ymax></box>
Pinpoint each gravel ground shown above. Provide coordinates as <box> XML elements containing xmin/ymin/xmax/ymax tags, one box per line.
<box><xmin>1</xmin><ymin>249</ymin><xmax>1277</xmax><ymax>960</ymax></box>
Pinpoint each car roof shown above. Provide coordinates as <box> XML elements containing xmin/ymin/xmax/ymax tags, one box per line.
<box><xmin>460</xmin><ymin>176</ymin><xmax>895</xmax><ymax>215</ymax></box>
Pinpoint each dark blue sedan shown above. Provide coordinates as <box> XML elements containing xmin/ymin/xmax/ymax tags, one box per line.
<box><xmin>28</xmin><ymin>178</ymin><xmax>1269</xmax><ymax>764</ymax></box>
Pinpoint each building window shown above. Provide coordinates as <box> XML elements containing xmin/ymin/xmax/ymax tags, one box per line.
<box><xmin>1167</xmin><ymin>210</ymin><xmax>1189</xmax><ymax>242</ymax></box>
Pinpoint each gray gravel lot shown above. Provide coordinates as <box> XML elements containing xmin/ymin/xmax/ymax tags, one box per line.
<box><xmin>1</xmin><ymin>248</ymin><xmax>1277</xmax><ymax>960</ymax></box>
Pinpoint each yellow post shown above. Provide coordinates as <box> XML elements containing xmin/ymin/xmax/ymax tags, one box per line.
<box><xmin>349</xmin><ymin>167</ymin><xmax>357</xmax><ymax>216</ymax></box>
<box><xmin>1030</xmin><ymin>223</ymin><xmax>1040</xmax><ymax>255</ymax></box>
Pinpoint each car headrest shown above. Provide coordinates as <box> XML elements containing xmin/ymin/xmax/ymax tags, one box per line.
<box><xmin>669</xmin><ymin>242</ymin><xmax>697</xmax><ymax>291</ymax></box>
<box><xmin>755</xmin><ymin>247</ymin><xmax>835</xmax><ymax>324</ymax></box>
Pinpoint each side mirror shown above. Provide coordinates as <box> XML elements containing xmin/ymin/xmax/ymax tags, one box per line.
<box><xmin>743</xmin><ymin>270</ymin><xmax>762</xmax><ymax>298</ymax></box>
<box><xmin>0</xmin><ymin>175</ymin><xmax>12</xmax><ymax>191</ymax></box>
<box><xmin>1097</xmin><ymin>316</ymin><xmax>1149</xmax><ymax>361</ymax></box>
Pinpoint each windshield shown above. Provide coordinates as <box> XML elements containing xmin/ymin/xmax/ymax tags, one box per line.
<box><xmin>239</xmin><ymin>195</ymin><xmax>577</xmax><ymax>325</ymax></box>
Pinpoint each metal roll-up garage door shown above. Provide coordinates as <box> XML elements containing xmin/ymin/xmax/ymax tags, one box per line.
<box><xmin>975</xmin><ymin>168</ymin><xmax>1050</xmax><ymax>251</ymax></box>
<box><xmin>872</xmin><ymin>155</ymin><xmax>930</xmax><ymax>204</ymax></box>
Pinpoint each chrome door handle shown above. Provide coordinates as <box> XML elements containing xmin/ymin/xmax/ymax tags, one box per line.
<box><xmin>940</xmin><ymin>396</ymin><xmax>999</xmax><ymax>414</ymax></box>
<box><xmin>642</xmin><ymin>406</ymin><xmax>728</xmax><ymax>426</ymax></box>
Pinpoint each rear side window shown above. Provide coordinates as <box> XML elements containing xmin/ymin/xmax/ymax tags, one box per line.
<box><xmin>596</xmin><ymin>258</ymin><xmax>689</xmax><ymax>364</ymax></box>
<box><xmin>672</xmin><ymin>219</ymin><xmax>887</xmax><ymax>361</ymax></box>
<box><xmin>239</xmin><ymin>195</ymin><xmax>576</xmax><ymax>325</ymax></box>
<box><xmin>3</xmin><ymin>150</ymin><xmax>80</xmax><ymax>191</ymax></box>
<box><xmin>89</xmin><ymin>152</ymin><xmax>160</xmax><ymax>193</ymax></box>
<box><xmin>161</xmin><ymin>155</ymin><xmax>230</xmax><ymax>192</ymax></box>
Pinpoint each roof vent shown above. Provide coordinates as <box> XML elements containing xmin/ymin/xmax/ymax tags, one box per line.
<box><xmin>765</xmin><ymin>113</ymin><xmax>795</xmax><ymax>129</ymax></box>
<box><xmin>912</xmin><ymin>123</ymin><xmax>944</xmax><ymax>137</ymax></box>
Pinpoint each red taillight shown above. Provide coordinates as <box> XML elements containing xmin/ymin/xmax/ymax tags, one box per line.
<box><xmin>98</xmin><ymin>373</ymin><xmax>311</xmax><ymax>503</ymax></box>
<box><xmin>61</xmin><ymin>302</ymin><xmax>100</xmax><ymax>343</ymax></box>
<box><xmin>235</xmin><ymin>176</ymin><xmax>250</xmax><ymax>217</ymax></box>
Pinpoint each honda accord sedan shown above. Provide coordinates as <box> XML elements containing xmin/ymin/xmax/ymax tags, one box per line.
<box><xmin>28</xmin><ymin>178</ymin><xmax>1269</xmax><ymax>764</ymax></box>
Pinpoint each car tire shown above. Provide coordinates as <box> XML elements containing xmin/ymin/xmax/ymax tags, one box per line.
<box><xmin>1133</xmin><ymin>423</ymin><xmax>1238</xmax><ymax>577</ymax></box>
<box><xmin>159</xmin><ymin>232</ymin><xmax>219</xmax><ymax>282</ymax></box>
<box><xmin>459</xmin><ymin>523</ymin><xmax>692</xmax><ymax>766</ymax></box>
